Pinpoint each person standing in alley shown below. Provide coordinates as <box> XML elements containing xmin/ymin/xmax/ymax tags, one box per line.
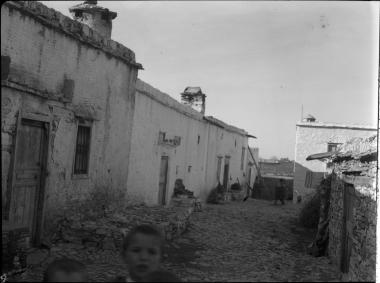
<box><xmin>274</xmin><ymin>179</ymin><xmax>287</xmax><ymax>205</ymax></box>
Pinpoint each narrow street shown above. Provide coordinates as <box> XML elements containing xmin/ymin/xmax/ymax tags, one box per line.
<box><xmin>162</xmin><ymin>199</ymin><xmax>340</xmax><ymax>282</ymax></box>
<box><xmin>15</xmin><ymin>199</ymin><xmax>341</xmax><ymax>282</ymax></box>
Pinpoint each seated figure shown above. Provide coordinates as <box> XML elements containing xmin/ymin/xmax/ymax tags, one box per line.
<box><xmin>173</xmin><ymin>179</ymin><xmax>194</xmax><ymax>198</ymax></box>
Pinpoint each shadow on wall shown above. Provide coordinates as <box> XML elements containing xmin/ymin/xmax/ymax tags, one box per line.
<box><xmin>293</xmin><ymin>161</ymin><xmax>325</xmax><ymax>202</ymax></box>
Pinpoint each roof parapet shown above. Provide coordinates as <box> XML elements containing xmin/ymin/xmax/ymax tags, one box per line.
<box><xmin>4</xmin><ymin>1</ymin><xmax>142</xmax><ymax>70</ymax></box>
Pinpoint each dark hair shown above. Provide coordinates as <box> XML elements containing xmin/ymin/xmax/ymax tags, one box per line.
<box><xmin>145</xmin><ymin>270</ymin><xmax>181</xmax><ymax>282</ymax></box>
<box><xmin>121</xmin><ymin>224</ymin><xmax>164</xmax><ymax>257</ymax></box>
<box><xmin>43</xmin><ymin>258</ymin><xmax>88</xmax><ymax>282</ymax></box>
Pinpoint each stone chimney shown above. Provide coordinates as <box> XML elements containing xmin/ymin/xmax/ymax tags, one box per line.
<box><xmin>181</xmin><ymin>87</ymin><xmax>206</xmax><ymax>115</ymax></box>
<box><xmin>69</xmin><ymin>1</ymin><xmax>117</xmax><ymax>40</ymax></box>
<box><xmin>303</xmin><ymin>114</ymin><xmax>316</xmax><ymax>122</ymax></box>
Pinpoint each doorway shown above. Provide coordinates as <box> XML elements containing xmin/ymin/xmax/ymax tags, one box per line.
<box><xmin>8</xmin><ymin>118</ymin><xmax>48</xmax><ymax>245</ymax></box>
<box><xmin>223</xmin><ymin>156</ymin><xmax>230</xmax><ymax>191</ymax></box>
<box><xmin>158</xmin><ymin>156</ymin><xmax>169</xmax><ymax>205</ymax></box>
<box><xmin>341</xmin><ymin>183</ymin><xmax>355</xmax><ymax>273</ymax></box>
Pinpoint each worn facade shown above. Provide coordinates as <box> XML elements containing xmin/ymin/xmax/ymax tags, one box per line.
<box><xmin>327</xmin><ymin>136</ymin><xmax>377</xmax><ymax>281</ymax></box>
<box><xmin>293</xmin><ymin>116</ymin><xmax>376</xmax><ymax>203</ymax></box>
<box><xmin>1</xmin><ymin>0</ymin><xmax>142</xmax><ymax>247</ymax></box>
<box><xmin>1</xmin><ymin>0</ymin><xmax>253</xmax><ymax>258</ymax></box>
<box><xmin>127</xmin><ymin>80</ymin><xmax>251</xmax><ymax>205</ymax></box>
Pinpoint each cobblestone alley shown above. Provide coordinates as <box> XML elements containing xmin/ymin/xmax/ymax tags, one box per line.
<box><xmin>14</xmin><ymin>199</ymin><xmax>341</xmax><ymax>282</ymax></box>
<box><xmin>162</xmin><ymin>199</ymin><xmax>341</xmax><ymax>282</ymax></box>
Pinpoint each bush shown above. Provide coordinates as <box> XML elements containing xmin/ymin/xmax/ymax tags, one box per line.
<box><xmin>299</xmin><ymin>190</ymin><xmax>321</xmax><ymax>228</ymax></box>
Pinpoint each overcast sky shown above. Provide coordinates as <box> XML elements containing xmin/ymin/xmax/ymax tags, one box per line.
<box><xmin>41</xmin><ymin>1</ymin><xmax>379</xmax><ymax>159</ymax></box>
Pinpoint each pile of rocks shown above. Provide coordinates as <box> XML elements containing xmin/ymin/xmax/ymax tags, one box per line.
<box><xmin>25</xmin><ymin>199</ymin><xmax>202</xmax><ymax>266</ymax></box>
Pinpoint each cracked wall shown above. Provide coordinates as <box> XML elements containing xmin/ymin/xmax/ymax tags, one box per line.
<box><xmin>1</xmin><ymin>2</ymin><xmax>138</xmax><ymax>241</ymax></box>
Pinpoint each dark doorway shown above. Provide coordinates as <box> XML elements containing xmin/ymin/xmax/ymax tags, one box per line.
<box><xmin>223</xmin><ymin>157</ymin><xmax>230</xmax><ymax>191</ymax></box>
<box><xmin>341</xmin><ymin>183</ymin><xmax>355</xmax><ymax>273</ymax></box>
<box><xmin>8</xmin><ymin>118</ymin><xmax>48</xmax><ymax>245</ymax></box>
<box><xmin>158</xmin><ymin>156</ymin><xmax>169</xmax><ymax>205</ymax></box>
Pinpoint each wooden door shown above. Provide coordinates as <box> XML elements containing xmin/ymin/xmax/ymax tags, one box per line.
<box><xmin>223</xmin><ymin>157</ymin><xmax>230</xmax><ymax>191</ymax></box>
<box><xmin>9</xmin><ymin>118</ymin><xmax>48</xmax><ymax>244</ymax></box>
<box><xmin>158</xmin><ymin>156</ymin><xmax>169</xmax><ymax>205</ymax></box>
<box><xmin>341</xmin><ymin>184</ymin><xmax>355</xmax><ymax>273</ymax></box>
<box><xmin>248</xmin><ymin>167</ymin><xmax>252</xmax><ymax>186</ymax></box>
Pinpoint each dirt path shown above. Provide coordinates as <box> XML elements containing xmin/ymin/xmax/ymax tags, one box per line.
<box><xmin>162</xmin><ymin>199</ymin><xmax>341</xmax><ymax>282</ymax></box>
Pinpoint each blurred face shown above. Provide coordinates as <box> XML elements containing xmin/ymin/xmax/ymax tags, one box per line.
<box><xmin>49</xmin><ymin>271</ymin><xmax>87</xmax><ymax>282</ymax></box>
<box><xmin>125</xmin><ymin>233</ymin><xmax>162</xmax><ymax>281</ymax></box>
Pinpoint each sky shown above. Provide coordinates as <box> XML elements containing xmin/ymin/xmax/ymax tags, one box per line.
<box><xmin>41</xmin><ymin>1</ymin><xmax>379</xmax><ymax>159</ymax></box>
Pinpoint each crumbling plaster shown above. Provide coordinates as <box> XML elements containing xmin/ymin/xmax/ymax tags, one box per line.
<box><xmin>1</xmin><ymin>2</ymin><xmax>139</xmax><ymax>224</ymax></box>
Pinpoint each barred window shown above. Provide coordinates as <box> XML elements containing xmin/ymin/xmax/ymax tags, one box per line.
<box><xmin>74</xmin><ymin>125</ymin><xmax>91</xmax><ymax>175</ymax></box>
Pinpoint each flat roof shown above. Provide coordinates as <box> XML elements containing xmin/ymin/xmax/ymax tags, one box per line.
<box><xmin>296</xmin><ymin>121</ymin><xmax>376</xmax><ymax>131</ymax></box>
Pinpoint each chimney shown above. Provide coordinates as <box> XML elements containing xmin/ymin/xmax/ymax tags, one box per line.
<box><xmin>303</xmin><ymin>114</ymin><xmax>316</xmax><ymax>123</ymax></box>
<box><xmin>69</xmin><ymin>1</ymin><xmax>117</xmax><ymax>40</ymax></box>
<box><xmin>181</xmin><ymin>87</ymin><xmax>206</xmax><ymax>115</ymax></box>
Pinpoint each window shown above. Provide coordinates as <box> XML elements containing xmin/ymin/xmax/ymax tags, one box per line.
<box><xmin>327</xmin><ymin>143</ymin><xmax>341</xmax><ymax>152</ymax></box>
<box><xmin>241</xmin><ymin>147</ymin><xmax>246</xmax><ymax>170</ymax></box>
<box><xmin>197</xmin><ymin>135</ymin><xmax>200</xmax><ymax>144</ymax></box>
<box><xmin>75</xmin><ymin>11</ymin><xmax>83</xmax><ymax>18</ymax></box>
<box><xmin>73</xmin><ymin>124</ymin><xmax>91</xmax><ymax>175</ymax></box>
<box><xmin>305</xmin><ymin>170</ymin><xmax>313</xmax><ymax>188</ymax></box>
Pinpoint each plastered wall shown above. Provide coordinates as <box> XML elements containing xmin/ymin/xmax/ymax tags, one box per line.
<box><xmin>1</xmin><ymin>2</ymin><xmax>138</xmax><ymax>228</ymax></box>
<box><xmin>127</xmin><ymin>80</ymin><xmax>249</xmax><ymax>205</ymax></box>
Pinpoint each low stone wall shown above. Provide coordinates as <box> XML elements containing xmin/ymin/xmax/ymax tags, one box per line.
<box><xmin>328</xmin><ymin>173</ymin><xmax>376</xmax><ymax>281</ymax></box>
<box><xmin>2</xmin><ymin>197</ymin><xmax>202</xmax><ymax>274</ymax></box>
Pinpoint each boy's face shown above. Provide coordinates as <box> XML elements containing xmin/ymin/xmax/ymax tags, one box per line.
<box><xmin>125</xmin><ymin>233</ymin><xmax>162</xmax><ymax>281</ymax></box>
<box><xmin>49</xmin><ymin>271</ymin><xmax>87</xmax><ymax>282</ymax></box>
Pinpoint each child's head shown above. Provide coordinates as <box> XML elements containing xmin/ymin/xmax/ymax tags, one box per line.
<box><xmin>43</xmin><ymin>258</ymin><xmax>88</xmax><ymax>282</ymax></box>
<box><xmin>121</xmin><ymin>224</ymin><xmax>164</xmax><ymax>282</ymax></box>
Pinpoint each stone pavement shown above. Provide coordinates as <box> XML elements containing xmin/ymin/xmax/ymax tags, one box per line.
<box><xmin>11</xmin><ymin>199</ymin><xmax>341</xmax><ymax>282</ymax></box>
<box><xmin>162</xmin><ymin>199</ymin><xmax>341</xmax><ymax>282</ymax></box>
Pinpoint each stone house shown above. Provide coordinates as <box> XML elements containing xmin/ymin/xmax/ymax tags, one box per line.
<box><xmin>1</xmin><ymin>0</ymin><xmax>254</xmax><ymax>256</ymax></box>
<box><xmin>293</xmin><ymin>114</ymin><xmax>376</xmax><ymax>203</ymax></box>
<box><xmin>307</xmin><ymin>135</ymin><xmax>377</xmax><ymax>281</ymax></box>
<box><xmin>2</xmin><ymin>0</ymin><xmax>141</xmax><ymax>248</ymax></box>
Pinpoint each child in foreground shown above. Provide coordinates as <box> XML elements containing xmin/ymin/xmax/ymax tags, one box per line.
<box><xmin>114</xmin><ymin>224</ymin><xmax>181</xmax><ymax>282</ymax></box>
<box><xmin>43</xmin><ymin>258</ymin><xmax>88</xmax><ymax>282</ymax></box>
